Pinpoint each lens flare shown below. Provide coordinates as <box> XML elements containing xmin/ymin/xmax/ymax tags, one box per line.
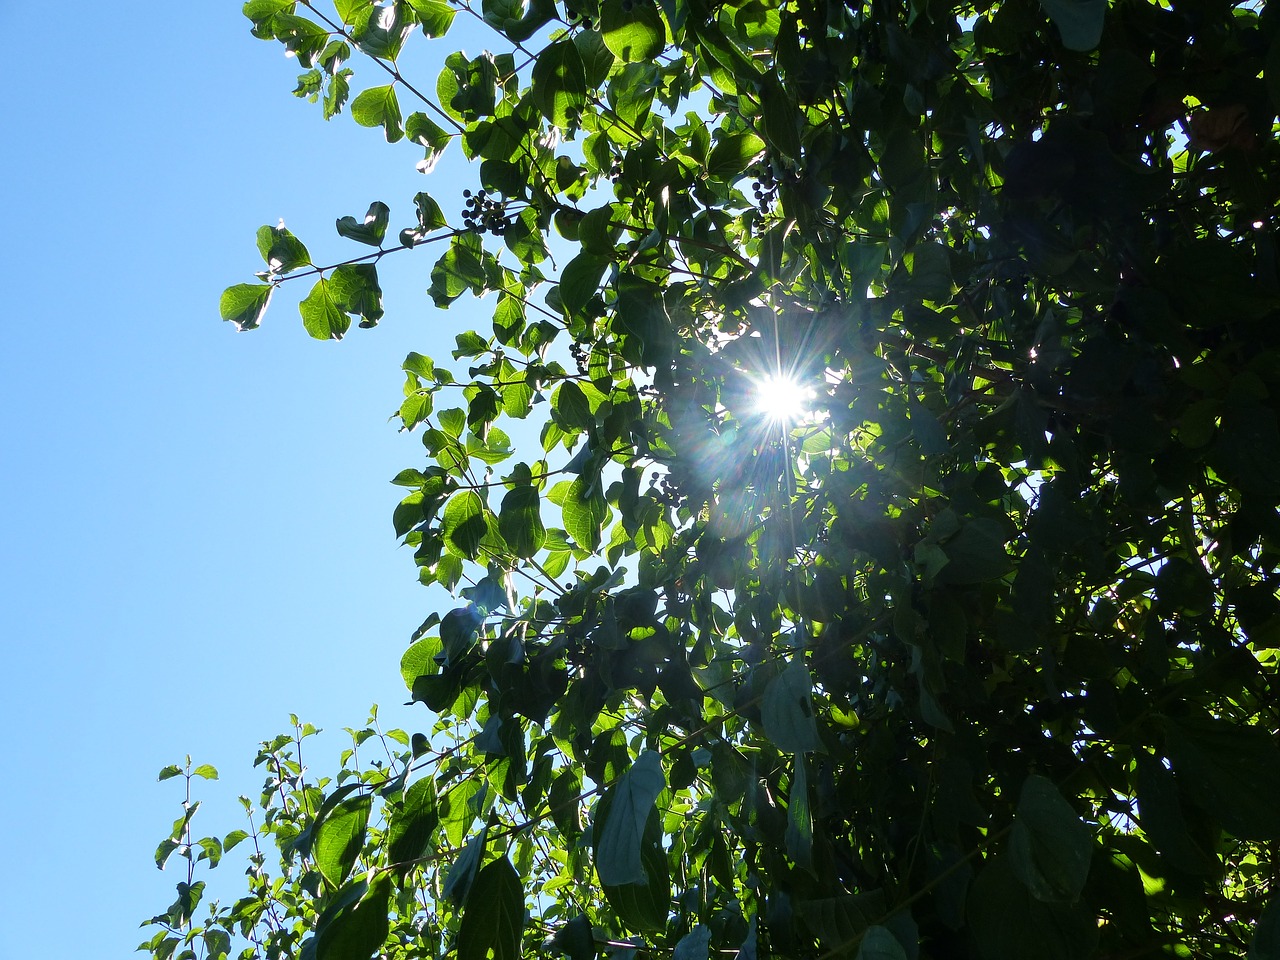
<box><xmin>756</xmin><ymin>373</ymin><xmax>813</xmax><ymax>423</ymax></box>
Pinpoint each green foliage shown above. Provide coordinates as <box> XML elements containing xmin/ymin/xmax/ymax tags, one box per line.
<box><xmin>156</xmin><ymin>0</ymin><xmax>1280</xmax><ymax>958</ymax></box>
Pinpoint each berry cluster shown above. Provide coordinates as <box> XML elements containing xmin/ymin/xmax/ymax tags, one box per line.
<box><xmin>569</xmin><ymin>340</ymin><xmax>591</xmax><ymax>375</ymax></box>
<box><xmin>462</xmin><ymin>189</ymin><xmax>513</xmax><ymax>236</ymax></box>
<box><xmin>749</xmin><ymin>161</ymin><xmax>781</xmax><ymax>211</ymax></box>
<box><xmin>564</xmin><ymin>5</ymin><xmax>594</xmax><ymax>28</ymax></box>
<box><xmin>650</xmin><ymin>471</ymin><xmax>686</xmax><ymax>508</ymax></box>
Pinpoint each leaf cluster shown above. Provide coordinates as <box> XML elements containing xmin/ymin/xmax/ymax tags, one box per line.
<box><xmin>152</xmin><ymin>0</ymin><xmax>1280</xmax><ymax>957</ymax></box>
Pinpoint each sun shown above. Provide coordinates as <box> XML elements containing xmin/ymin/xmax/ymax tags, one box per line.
<box><xmin>755</xmin><ymin>373</ymin><xmax>814</xmax><ymax>424</ymax></box>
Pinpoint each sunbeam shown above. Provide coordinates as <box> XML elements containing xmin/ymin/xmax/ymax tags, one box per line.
<box><xmin>755</xmin><ymin>373</ymin><xmax>814</xmax><ymax>424</ymax></box>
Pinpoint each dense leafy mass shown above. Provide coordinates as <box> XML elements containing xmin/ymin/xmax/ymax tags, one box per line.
<box><xmin>148</xmin><ymin>0</ymin><xmax>1280</xmax><ymax>958</ymax></box>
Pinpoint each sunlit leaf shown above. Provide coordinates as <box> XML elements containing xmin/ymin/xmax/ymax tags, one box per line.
<box><xmin>313</xmin><ymin>793</ymin><xmax>371</xmax><ymax>888</ymax></box>
<box><xmin>351</xmin><ymin>84</ymin><xmax>403</xmax><ymax>141</ymax></box>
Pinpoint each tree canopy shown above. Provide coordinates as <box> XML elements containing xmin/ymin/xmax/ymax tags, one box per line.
<box><xmin>146</xmin><ymin>0</ymin><xmax>1280</xmax><ymax>958</ymax></box>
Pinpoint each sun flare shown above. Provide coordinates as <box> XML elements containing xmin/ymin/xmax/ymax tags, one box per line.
<box><xmin>756</xmin><ymin>373</ymin><xmax>814</xmax><ymax>424</ymax></box>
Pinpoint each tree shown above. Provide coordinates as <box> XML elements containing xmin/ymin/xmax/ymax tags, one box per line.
<box><xmin>145</xmin><ymin>0</ymin><xmax>1280</xmax><ymax>958</ymax></box>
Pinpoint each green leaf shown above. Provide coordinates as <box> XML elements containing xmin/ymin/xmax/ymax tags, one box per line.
<box><xmin>561</xmin><ymin>477</ymin><xmax>608</xmax><ymax>551</ymax></box>
<box><xmin>758</xmin><ymin>73</ymin><xmax>802</xmax><ymax>162</ymax></box>
<box><xmin>431</xmin><ymin>234</ymin><xmax>489</xmax><ymax>306</ymax></box>
<box><xmin>578</xmin><ymin>205</ymin><xmax>620</xmax><ymax>254</ymax></box>
<box><xmin>406</xmin><ymin>0</ymin><xmax>457</xmax><ymax>35</ymax></box>
<box><xmin>600</xmin><ymin>805</ymin><xmax>670</xmax><ymax>932</ymax></box>
<box><xmin>405</xmin><ymin>117</ymin><xmax>451</xmax><ymax>176</ymax></box>
<box><xmin>400</xmin><ymin>390</ymin><xmax>433</xmax><ymax>429</ymax></box>
<box><xmin>936</xmin><ymin>519</ymin><xmax>1011</xmax><ymax>585</ymax></box>
<box><xmin>532</xmin><ymin>40</ymin><xmax>587</xmax><ymax>128</ymax></box>
<box><xmin>394</xmin><ymin>490</ymin><xmax>424</xmax><ymax>536</ymax></box>
<box><xmin>1134</xmin><ymin>752</ymin><xmax>1217</xmax><ymax>875</ymax></box>
<box><xmin>1252</xmin><ymin>897</ymin><xmax>1280</xmax><ymax>960</ymax></box>
<box><xmin>673</xmin><ymin>925</ymin><xmax>710</xmax><ymax>960</ymax></box>
<box><xmin>1164</xmin><ymin>714</ymin><xmax>1280</xmax><ymax>839</ymax></box>
<box><xmin>336</xmin><ymin>201</ymin><xmax>390</xmax><ymax>246</ymax></box>
<box><xmin>157</xmin><ymin>765</ymin><xmax>183</xmax><ymax>782</ymax></box>
<box><xmin>595</xmin><ymin>751</ymin><xmax>665</xmax><ymax>886</ymax></box>
<box><xmin>554</xmin><ymin>381</ymin><xmax>593</xmax><ymax>429</ymax></box>
<box><xmin>796</xmin><ymin>892</ymin><xmax>885</xmax><ymax>949</ymax></box>
<box><xmin>334</xmin><ymin>0</ymin><xmax>373</xmax><ymax>24</ymax></box>
<box><xmin>558</xmin><ymin>253</ymin><xmax>610</xmax><ymax>320</ymax></box>
<box><xmin>968</xmin><ymin>858</ymin><xmax>1098</xmax><ymax>960</ymax></box>
<box><xmin>550</xmin><ymin>914</ymin><xmax>597</xmax><ymax>960</ymax></box>
<box><xmin>155</xmin><ymin>838</ymin><xmax>181</xmax><ymax>870</ymax></box>
<box><xmin>351</xmin><ymin>3</ymin><xmax>411</xmax><ymax>59</ymax></box>
<box><xmin>1038</xmin><ymin>0</ymin><xmax>1105</xmax><ymax>51</ymax></box>
<box><xmin>455</xmin><ymin>330</ymin><xmax>489</xmax><ymax>359</ymax></box>
<box><xmin>785</xmin><ymin>755</ymin><xmax>813</xmax><ymax>870</ymax></box>
<box><xmin>444</xmin><ymin>826</ymin><xmax>489</xmax><ymax>903</ymax></box>
<box><xmin>313</xmin><ymin>793</ymin><xmax>371</xmax><ymax>888</ymax></box>
<box><xmin>404</xmin><ymin>351</ymin><xmax>436</xmax><ymax>379</ymax></box>
<box><xmin>575</xmin><ymin>28</ymin><xmax>616</xmax><ymax>87</ymax></box>
<box><xmin>549</xmin><ymin>768</ymin><xmax>583</xmax><ymax>838</ymax></box>
<box><xmin>350</xmin><ymin>84</ymin><xmax>404</xmax><ymax>142</ymax></box>
<box><xmin>191</xmin><ymin>764</ymin><xmax>218</xmax><ymax>780</ymax></box>
<box><xmin>273</xmin><ymin>14</ymin><xmax>329</xmax><ymax>65</ymax></box>
<box><xmin>482</xmin><ymin>0</ymin><xmax>555</xmax><ymax>40</ymax></box>
<box><xmin>223</xmin><ymin>829</ymin><xmax>250</xmax><ymax>851</ymax></box>
<box><xmin>855</xmin><ymin>927</ymin><xmax>908</xmax><ymax>960</ymax></box>
<box><xmin>219</xmin><ymin>283</ymin><xmax>273</xmax><ymax>331</ymax></box>
<box><xmin>902</xmin><ymin>241</ymin><xmax>953</xmax><ymax>302</ymax></box>
<box><xmin>706</xmin><ymin>132</ymin><xmax>765</xmax><ymax>181</ymax></box>
<box><xmin>203</xmin><ymin>928</ymin><xmax>232</xmax><ymax>960</ymax></box>
<box><xmin>444</xmin><ymin>491</ymin><xmax>488</xmax><ymax>558</ymax></box>
<box><xmin>502</xmin><ymin>377</ymin><xmax>534</xmax><ymax>418</ymax></box>
<box><xmin>439</xmin><ymin>407</ymin><xmax>466</xmax><ymax>437</ymax></box>
<box><xmin>256</xmin><ymin>223</ymin><xmax>311</xmax><ymax>275</ymax></box>
<box><xmin>412</xmin><ymin>193</ymin><xmax>448</xmax><ymax>236</ymax></box>
<box><xmin>457</xmin><ymin>857</ymin><xmax>524</xmax><ymax>960</ymax></box>
<box><xmin>315</xmin><ymin>873</ymin><xmax>392</xmax><ymax>960</ymax></box>
<box><xmin>243</xmin><ymin>0</ymin><xmax>293</xmax><ymax>25</ymax></box>
<box><xmin>601</xmin><ymin>0</ymin><xmax>665</xmax><ymax>62</ymax></box>
<box><xmin>762</xmin><ymin>659</ymin><xmax>823</xmax><ymax>754</ymax></box>
<box><xmin>387</xmin><ymin>778</ymin><xmax>439</xmax><ymax>867</ymax></box>
<box><xmin>330</xmin><ymin>262</ymin><xmax>384</xmax><ymax>325</ymax></box>
<box><xmin>499</xmin><ymin>484</ymin><xmax>546</xmax><ymax>559</ymax></box>
<box><xmin>324</xmin><ymin>68</ymin><xmax>352</xmax><ymax>118</ymax></box>
<box><xmin>195</xmin><ymin>836</ymin><xmax>223</xmax><ymax>867</ymax></box>
<box><xmin>299</xmin><ymin>277</ymin><xmax>351</xmax><ymax>341</ymax></box>
<box><xmin>1009</xmin><ymin>775</ymin><xmax>1092</xmax><ymax>903</ymax></box>
<box><xmin>400</xmin><ymin>634</ymin><xmax>439</xmax><ymax>687</ymax></box>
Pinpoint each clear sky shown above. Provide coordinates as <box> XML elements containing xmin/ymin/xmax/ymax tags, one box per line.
<box><xmin>0</xmin><ymin>6</ymin><xmax>499</xmax><ymax>955</ymax></box>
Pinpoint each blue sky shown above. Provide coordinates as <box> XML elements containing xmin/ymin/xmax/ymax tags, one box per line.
<box><xmin>1</xmin><ymin>6</ymin><xmax>499</xmax><ymax>954</ymax></box>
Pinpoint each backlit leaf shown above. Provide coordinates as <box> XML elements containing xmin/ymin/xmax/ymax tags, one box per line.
<box><xmin>351</xmin><ymin>84</ymin><xmax>403</xmax><ymax>141</ymax></box>
<box><xmin>299</xmin><ymin>277</ymin><xmax>350</xmax><ymax>340</ymax></box>
<box><xmin>387</xmin><ymin>778</ymin><xmax>438</xmax><ymax>867</ymax></box>
<box><xmin>313</xmin><ymin>793</ymin><xmax>371</xmax><ymax>888</ymax></box>
<box><xmin>443</xmin><ymin>491</ymin><xmax>487</xmax><ymax>558</ymax></box>
<box><xmin>600</xmin><ymin>0</ymin><xmax>665</xmax><ymax>62</ymax></box>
